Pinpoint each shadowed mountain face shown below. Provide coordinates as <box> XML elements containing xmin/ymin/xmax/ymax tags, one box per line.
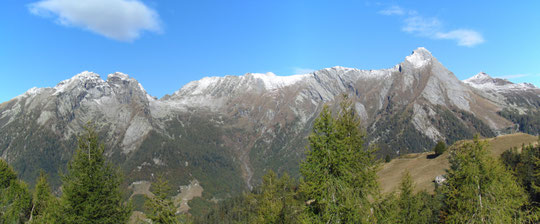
<box><xmin>1</xmin><ymin>48</ymin><xmax>539</xmax><ymax>198</ymax></box>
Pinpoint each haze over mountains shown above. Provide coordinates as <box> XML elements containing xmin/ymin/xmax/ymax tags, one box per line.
<box><xmin>1</xmin><ymin>47</ymin><xmax>539</xmax><ymax>200</ymax></box>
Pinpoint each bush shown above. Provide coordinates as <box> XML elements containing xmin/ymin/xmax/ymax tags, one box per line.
<box><xmin>433</xmin><ymin>141</ymin><xmax>446</xmax><ymax>156</ymax></box>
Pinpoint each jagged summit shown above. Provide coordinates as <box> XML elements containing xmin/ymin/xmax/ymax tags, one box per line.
<box><xmin>405</xmin><ymin>47</ymin><xmax>434</xmax><ymax>68</ymax></box>
<box><xmin>464</xmin><ymin>72</ymin><xmax>498</xmax><ymax>84</ymax></box>
<box><xmin>56</xmin><ymin>71</ymin><xmax>103</xmax><ymax>85</ymax></box>
<box><xmin>2</xmin><ymin>47</ymin><xmax>540</xmax><ymax>202</ymax></box>
<box><xmin>73</xmin><ymin>71</ymin><xmax>101</xmax><ymax>79</ymax></box>
<box><xmin>473</xmin><ymin>72</ymin><xmax>491</xmax><ymax>79</ymax></box>
<box><xmin>107</xmin><ymin>72</ymin><xmax>131</xmax><ymax>81</ymax></box>
<box><xmin>247</xmin><ymin>72</ymin><xmax>309</xmax><ymax>90</ymax></box>
<box><xmin>464</xmin><ymin>72</ymin><xmax>537</xmax><ymax>91</ymax></box>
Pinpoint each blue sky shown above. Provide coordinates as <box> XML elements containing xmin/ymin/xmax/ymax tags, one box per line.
<box><xmin>1</xmin><ymin>0</ymin><xmax>539</xmax><ymax>103</ymax></box>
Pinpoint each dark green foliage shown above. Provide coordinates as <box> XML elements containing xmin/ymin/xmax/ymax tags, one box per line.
<box><xmin>442</xmin><ymin>136</ymin><xmax>528</xmax><ymax>223</ymax></box>
<box><xmin>192</xmin><ymin>170</ymin><xmax>304</xmax><ymax>224</ymax></box>
<box><xmin>29</xmin><ymin>171</ymin><xmax>60</xmax><ymax>224</ymax></box>
<box><xmin>58</xmin><ymin>126</ymin><xmax>132</xmax><ymax>224</ymax></box>
<box><xmin>429</xmin><ymin>106</ymin><xmax>495</xmax><ymax>144</ymax></box>
<box><xmin>385</xmin><ymin>154</ymin><xmax>391</xmax><ymax>163</ymax></box>
<box><xmin>371</xmin><ymin>173</ymin><xmax>442</xmax><ymax>224</ymax></box>
<box><xmin>0</xmin><ymin>112</ymin><xmax>77</xmax><ymax>189</ymax></box>
<box><xmin>369</xmin><ymin>108</ymin><xmax>434</xmax><ymax>155</ymax></box>
<box><xmin>131</xmin><ymin>194</ymin><xmax>147</xmax><ymax>212</ymax></box>
<box><xmin>191</xmin><ymin>194</ymin><xmax>254</xmax><ymax>224</ymax></box>
<box><xmin>144</xmin><ymin>175</ymin><xmax>183</xmax><ymax>224</ymax></box>
<box><xmin>396</xmin><ymin>172</ymin><xmax>437</xmax><ymax>224</ymax></box>
<box><xmin>31</xmin><ymin>171</ymin><xmax>52</xmax><ymax>218</ymax></box>
<box><xmin>246</xmin><ymin>171</ymin><xmax>304</xmax><ymax>223</ymax></box>
<box><xmin>501</xmin><ymin>142</ymin><xmax>540</xmax><ymax>208</ymax></box>
<box><xmin>0</xmin><ymin>159</ymin><xmax>32</xmax><ymax>223</ymax></box>
<box><xmin>249</xmin><ymin>119</ymin><xmax>309</xmax><ymax>188</ymax></box>
<box><xmin>300</xmin><ymin>96</ymin><xmax>379</xmax><ymax>223</ymax></box>
<box><xmin>433</xmin><ymin>140</ymin><xmax>446</xmax><ymax>156</ymax></box>
<box><xmin>127</xmin><ymin>114</ymin><xmax>245</xmax><ymax>199</ymax></box>
<box><xmin>452</xmin><ymin>108</ymin><xmax>496</xmax><ymax>138</ymax></box>
<box><xmin>499</xmin><ymin>108</ymin><xmax>540</xmax><ymax>135</ymax></box>
<box><xmin>370</xmin><ymin>104</ymin><xmax>495</xmax><ymax>156</ymax></box>
<box><xmin>0</xmin><ymin>158</ymin><xmax>17</xmax><ymax>188</ymax></box>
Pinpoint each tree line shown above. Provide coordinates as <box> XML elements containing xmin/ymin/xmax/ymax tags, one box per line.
<box><xmin>195</xmin><ymin>97</ymin><xmax>540</xmax><ymax>223</ymax></box>
<box><xmin>2</xmin><ymin>97</ymin><xmax>540</xmax><ymax>223</ymax></box>
<box><xmin>0</xmin><ymin>126</ymin><xmax>184</xmax><ymax>224</ymax></box>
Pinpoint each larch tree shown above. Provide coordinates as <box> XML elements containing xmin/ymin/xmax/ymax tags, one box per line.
<box><xmin>0</xmin><ymin>159</ymin><xmax>32</xmax><ymax>223</ymax></box>
<box><xmin>442</xmin><ymin>136</ymin><xmax>528</xmax><ymax>223</ymax></box>
<box><xmin>144</xmin><ymin>175</ymin><xmax>182</xmax><ymax>224</ymax></box>
<box><xmin>396</xmin><ymin>171</ymin><xmax>433</xmax><ymax>224</ymax></box>
<box><xmin>58</xmin><ymin>126</ymin><xmax>131</xmax><ymax>224</ymax></box>
<box><xmin>29</xmin><ymin>171</ymin><xmax>59</xmax><ymax>224</ymax></box>
<box><xmin>300</xmin><ymin>96</ymin><xmax>379</xmax><ymax>223</ymax></box>
<box><xmin>249</xmin><ymin>170</ymin><xmax>303</xmax><ymax>223</ymax></box>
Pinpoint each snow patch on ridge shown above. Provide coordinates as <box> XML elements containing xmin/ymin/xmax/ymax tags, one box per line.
<box><xmin>181</xmin><ymin>72</ymin><xmax>310</xmax><ymax>96</ymax></box>
<box><xmin>464</xmin><ymin>72</ymin><xmax>538</xmax><ymax>92</ymax></box>
<box><xmin>405</xmin><ymin>47</ymin><xmax>433</xmax><ymax>68</ymax></box>
<box><xmin>248</xmin><ymin>72</ymin><xmax>308</xmax><ymax>90</ymax></box>
<box><xmin>53</xmin><ymin>71</ymin><xmax>105</xmax><ymax>95</ymax></box>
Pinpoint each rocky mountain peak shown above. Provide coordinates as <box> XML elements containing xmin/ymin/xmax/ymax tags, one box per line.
<box><xmin>465</xmin><ymin>72</ymin><xmax>499</xmax><ymax>84</ymax></box>
<box><xmin>464</xmin><ymin>72</ymin><xmax>538</xmax><ymax>92</ymax></box>
<box><xmin>107</xmin><ymin>72</ymin><xmax>131</xmax><ymax>82</ymax></box>
<box><xmin>58</xmin><ymin>71</ymin><xmax>102</xmax><ymax>84</ymax></box>
<box><xmin>246</xmin><ymin>72</ymin><xmax>308</xmax><ymax>90</ymax></box>
<box><xmin>53</xmin><ymin>71</ymin><xmax>106</xmax><ymax>95</ymax></box>
<box><xmin>405</xmin><ymin>47</ymin><xmax>434</xmax><ymax>68</ymax></box>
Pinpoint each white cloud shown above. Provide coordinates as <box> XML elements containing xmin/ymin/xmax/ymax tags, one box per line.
<box><xmin>402</xmin><ymin>16</ymin><xmax>441</xmax><ymax>35</ymax></box>
<box><xmin>435</xmin><ymin>29</ymin><xmax>484</xmax><ymax>47</ymax></box>
<box><xmin>378</xmin><ymin>5</ymin><xmax>405</xmax><ymax>16</ymax></box>
<box><xmin>381</xmin><ymin>6</ymin><xmax>484</xmax><ymax>47</ymax></box>
<box><xmin>293</xmin><ymin>67</ymin><xmax>316</xmax><ymax>75</ymax></box>
<box><xmin>28</xmin><ymin>0</ymin><xmax>162</xmax><ymax>42</ymax></box>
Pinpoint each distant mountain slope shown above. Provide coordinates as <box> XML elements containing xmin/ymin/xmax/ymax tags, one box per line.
<box><xmin>378</xmin><ymin>133</ymin><xmax>539</xmax><ymax>194</ymax></box>
<box><xmin>1</xmin><ymin>48</ymin><xmax>539</xmax><ymax>202</ymax></box>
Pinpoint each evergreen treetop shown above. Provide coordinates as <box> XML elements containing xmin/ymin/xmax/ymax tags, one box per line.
<box><xmin>59</xmin><ymin>125</ymin><xmax>131</xmax><ymax>224</ymax></box>
<box><xmin>442</xmin><ymin>135</ymin><xmax>528</xmax><ymax>223</ymax></box>
<box><xmin>300</xmin><ymin>95</ymin><xmax>379</xmax><ymax>223</ymax></box>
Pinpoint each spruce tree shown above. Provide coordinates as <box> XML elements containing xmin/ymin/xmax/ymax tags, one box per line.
<box><xmin>0</xmin><ymin>159</ymin><xmax>32</xmax><ymax>223</ymax></box>
<box><xmin>396</xmin><ymin>172</ymin><xmax>432</xmax><ymax>224</ymax></box>
<box><xmin>0</xmin><ymin>158</ymin><xmax>17</xmax><ymax>188</ymax></box>
<box><xmin>59</xmin><ymin>126</ymin><xmax>131</xmax><ymax>223</ymax></box>
<box><xmin>300</xmin><ymin>96</ymin><xmax>379</xmax><ymax>223</ymax></box>
<box><xmin>442</xmin><ymin>136</ymin><xmax>527</xmax><ymax>223</ymax></box>
<box><xmin>144</xmin><ymin>175</ymin><xmax>181</xmax><ymax>224</ymax></box>
<box><xmin>29</xmin><ymin>171</ymin><xmax>59</xmax><ymax>224</ymax></box>
<box><xmin>250</xmin><ymin>171</ymin><xmax>303</xmax><ymax>223</ymax></box>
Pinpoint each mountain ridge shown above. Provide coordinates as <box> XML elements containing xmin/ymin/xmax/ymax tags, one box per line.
<box><xmin>1</xmin><ymin>47</ymin><xmax>539</xmax><ymax>201</ymax></box>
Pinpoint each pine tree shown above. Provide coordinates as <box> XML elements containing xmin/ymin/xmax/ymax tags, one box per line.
<box><xmin>59</xmin><ymin>126</ymin><xmax>131</xmax><ymax>223</ymax></box>
<box><xmin>396</xmin><ymin>171</ymin><xmax>432</xmax><ymax>224</ymax></box>
<box><xmin>0</xmin><ymin>158</ymin><xmax>17</xmax><ymax>188</ymax></box>
<box><xmin>0</xmin><ymin>159</ymin><xmax>32</xmax><ymax>223</ymax></box>
<box><xmin>300</xmin><ymin>96</ymin><xmax>379</xmax><ymax>223</ymax></box>
<box><xmin>29</xmin><ymin>171</ymin><xmax>59</xmax><ymax>223</ymax></box>
<box><xmin>144</xmin><ymin>175</ymin><xmax>182</xmax><ymax>224</ymax></box>
<box><xmin>442</xmin><ymin>136</ymin><xmax>528</xmax><ymax>223</ymax></box>
<box><xmin>372</xmin><ymin>193</ymin><xmax>400</xmax><ymax>223</ymax></box>
<box><xmin>249</xmin><ymin>170</ymin><xmax>303</xmax><ymax>223</ymax></box>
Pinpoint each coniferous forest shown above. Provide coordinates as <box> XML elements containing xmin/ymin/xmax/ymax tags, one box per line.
<box><xmin>1</xmin><ymin>97</ymin><xmax>539</xmax><ymax>223</ymax></box>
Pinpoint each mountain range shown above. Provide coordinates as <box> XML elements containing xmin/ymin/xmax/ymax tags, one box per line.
<box><xmin>1</xmin><ymin>47</ymin><xmax>539</xmax><ymax>202</ymax></box>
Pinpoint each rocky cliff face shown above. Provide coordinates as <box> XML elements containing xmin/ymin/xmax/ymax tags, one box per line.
<box><xmin>1</xmin><ymin>47</ymin><xmax>539</xmax><ymax>198</ymax></box>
